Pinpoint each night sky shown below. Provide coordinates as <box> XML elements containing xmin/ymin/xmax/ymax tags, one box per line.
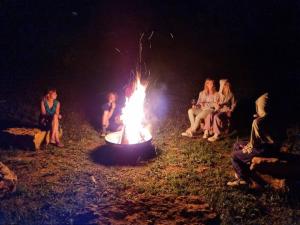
<box><xmin>1</xmin><ymin>0</ymin><xmax>299</xmax><ymax>123</ymax></box>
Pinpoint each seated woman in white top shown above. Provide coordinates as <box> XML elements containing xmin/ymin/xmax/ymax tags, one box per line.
<box><xmin>182</xmin><ymin>78</ymin><xmax>218</xmax><ymax>137</ymax></box>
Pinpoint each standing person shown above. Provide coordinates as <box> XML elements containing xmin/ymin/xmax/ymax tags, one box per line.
<box><xmin>39</xmin><ymin>88</ymin><xmax>64</xmax><ymax>147</ymax></box>
<box><xmin>227</xmin><ymin>93</ymin><xmax>275</xmax><ymax>187</ymax></box>
<box><xmin>182</xmin><ymin>78</ymin><xmax>218</xmax><ymax>137</ymax></box>
<box><xmin>100</xmin><ymin>92</ymin><xmax>122</xmax><ymax>137</ymax></box>
<box><xmin>203</xmin><ymin>79</ymin><xmax>237</xmax><ymax>141</ymax></box>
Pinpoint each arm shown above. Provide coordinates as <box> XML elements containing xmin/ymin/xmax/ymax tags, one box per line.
<box><xmin>196</xmin><ymin>92</ymin><xmax>204</xmax><ymax>108</ymax></box>
<box><xmin>225</xmin><ymin>95</ymin><xmax>237</xmax><ymax>117</ymax></box>
<box><xmin>213</xmin><ymin>93</ymin><xmax>221</xmax><ymax>111</ymax></box>
<box><xmin>230</xmin><ymin>95</ymin><xmax>237</xmax><ymax>112</ymax></box>
<box><xmin>107</xmin><ymin>102</ymin><xmax>116</xmax><ymax>119</ymax></box>
<box><xmin>102</xmin><ymin>110</ymin><xmax>110</xmax><ymax>127</ymax></box>
<box><xmin>40</xmin><ymin>100</ymin><xmax>46</xmax><ymax>115</ymax></box>
<box><xmin>55</xmin><ymin>102</ymin><xmax>62</xmax><ymax>119</ymax></box>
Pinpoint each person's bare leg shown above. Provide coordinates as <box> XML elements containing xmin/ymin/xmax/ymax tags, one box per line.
<box><xmin>51</xmin><ymin>114</ymin><xmax>59</xmax><ymax>143</ymax></box>
<box><xmin>188</xmin><ymin>108</ymin><xmax>195</xmax><ymax>128</ymax></box>
<box><xmin>192</xmin><ymin>109</ymin><xmax>212</xmax><ymax>133</ymax></box>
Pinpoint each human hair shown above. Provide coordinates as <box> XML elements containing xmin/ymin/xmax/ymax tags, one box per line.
<box><xmin>203</xmin><ymin>78</ymin><xmax>216</xmax><ymax>94</ymax></box>
<box><xmin>222</xmin><ymin>80</ymin><xmax>233</xmax><ymax>96</ymax></box>
<box><xmin>43</xmin><ymin>87</ymin><xmax>57</xmax><ymax>99</ymax></box>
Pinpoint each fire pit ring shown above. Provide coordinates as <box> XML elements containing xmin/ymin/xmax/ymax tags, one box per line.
<box><xmin>102</xmin><ymin>131</ymin><xmax>155</xmax><ymax>164</ymax></box>
<box><xmin>105</xmin><ymin>131</ymin><xmax>153</xmax><ymax>149</ymax></box>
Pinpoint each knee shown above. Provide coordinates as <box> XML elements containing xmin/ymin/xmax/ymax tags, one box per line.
<box><xmin>53</xmin><ymin>114</ymin><xmax>59</xmax><ymax>120</ymax></box>
<box><xmin>252</xmin><ymin>118</ymin><xmax>260</xmax><ymax>127</ymax></box>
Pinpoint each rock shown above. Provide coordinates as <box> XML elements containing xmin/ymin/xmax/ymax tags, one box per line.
<box><xmin>0</xmin><ymin>162</ymin><xmax>17</xmax><ymax>198</ymax></box>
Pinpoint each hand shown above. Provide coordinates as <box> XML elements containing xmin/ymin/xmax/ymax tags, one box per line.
<box><xmin>242</xmin><ymin>143</ymin><xmax>253</xmax><ymax>154</ymax></box>
<box><xmin>58</xmin><ymin>114</ymin><xmax>62</xmax><ymax>119</ymax></box>
<box><xmin>111</xmin><ymin>102</ymin><xmax>116</xmax><ymax>109</ymax></box>
<box><xmin>226</xmin><ymin>111</ymin><xmax>232</xmax><ymax>117</ymax></box>
<box><xmin>214</xmin><ymin>103</ymin><xmax>220</xmax><ymax>111</ymax></box>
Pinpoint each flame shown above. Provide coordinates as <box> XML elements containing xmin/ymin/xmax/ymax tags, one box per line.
<box><xmin>120</xmin><ymin>76</ymin><xmax>151</xmax><ymax>144</ymax></box>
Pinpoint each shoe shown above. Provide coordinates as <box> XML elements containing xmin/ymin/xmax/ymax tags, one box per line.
<box><xmin>208</xmin><ymin>134</ymin><xmax>219</xmax><ymax>142</ymax></box>
<box><xmin>181</xmin><ymin>129</ymin><xmax>193</xmax><ymax>137</ymax></box>
<box><xmin>56</xmin><ymin>142</ymin><xmax>64</xmax><ymax>148</ymax></box>
<box><xmin>203</xmin><ymin>130</ymin><xmax>209</xmax><ymax>139</ymax></box>
<box><xmin>227</xmin><ymin>179</ymin><xmax>247</xmax><ymax>187</ymax></box>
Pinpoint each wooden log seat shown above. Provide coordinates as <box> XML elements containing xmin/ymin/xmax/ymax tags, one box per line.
<box><xmin>250</xmin><ymin>154</ymin><xmax>300</xmax><ymax>190</ymax></box>
<box><xmin>1</xmin><ymin>127</ymin><xmax>62</xmax><ymax>150</ymax></box>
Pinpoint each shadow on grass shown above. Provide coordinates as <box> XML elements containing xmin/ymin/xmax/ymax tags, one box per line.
<box><xmin>89</xmin><ymin>144</ymin><xmax>158</xmax><ymax>166</ymax></box>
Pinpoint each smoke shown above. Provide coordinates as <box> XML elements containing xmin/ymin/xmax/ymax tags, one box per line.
<box><xmin>145</xmin><ymin>82</ymin><xmax>169</xmax><ymax>127</ymax></box>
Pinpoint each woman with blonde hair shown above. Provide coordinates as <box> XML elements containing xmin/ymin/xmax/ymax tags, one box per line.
<box><xmin>182</xmin><ymin>78</ymin><xmax>218</xmax><ymax>137</ymax></box>
<box><xmin>203</xmin><ymin>79</ymin><xmax>236</xmax><ymax>141</ymax></box>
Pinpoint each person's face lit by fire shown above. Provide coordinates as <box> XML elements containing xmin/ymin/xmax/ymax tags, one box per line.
<box><xmin>47</xmin><ymin>90</ymin><xmax>57</xmax><ymax>101</ymax></box>
<box><xmin>108</xmin><ymin>93</ymin><xmax>117</xmax><ymax>104</ymax></box>
<box><xmin>204</xmin><ymin>79</ymin><xmax>215</xmax><ymax>94</ymax></box>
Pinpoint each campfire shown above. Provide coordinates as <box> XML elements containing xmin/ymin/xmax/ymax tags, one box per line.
<box><xmin>105</xmin><ymin>74</ymin><xmax>152</xmax><ymax>146</ymax></box>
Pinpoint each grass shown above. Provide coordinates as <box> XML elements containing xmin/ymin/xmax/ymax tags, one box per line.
<box><xmin>0</xmin><ymin>94</ymin><xmax>299</xmax><ymax>225</ymax></box>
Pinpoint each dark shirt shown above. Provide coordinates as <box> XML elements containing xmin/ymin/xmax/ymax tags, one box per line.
<box><xmin>101</xmin><ymin>102</ymin><xmax>121</xmax><ymax>131</ymax></box>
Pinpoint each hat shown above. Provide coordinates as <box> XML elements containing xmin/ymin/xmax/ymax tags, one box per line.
<box><xmin>255</xmin><ymin>93</ymin><xmax>268</xmax><ymax>117</ymax></box>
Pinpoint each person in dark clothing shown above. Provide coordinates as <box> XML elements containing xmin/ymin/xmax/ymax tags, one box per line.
<box><xmin>100</xmin><ymin>92</ymin><xmax>122</xmax><ymax>137</ymax></box>
<box><xmin>227</xmin><ymin>93</ymin><xmax>275</xmax><ymax>187</ymax></box>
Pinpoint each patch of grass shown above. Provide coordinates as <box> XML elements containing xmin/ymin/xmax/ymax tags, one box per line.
<box><xmin>0</xmin><ymin>95</ymin><xmax>299</xmax><ymax>225</ymax></box>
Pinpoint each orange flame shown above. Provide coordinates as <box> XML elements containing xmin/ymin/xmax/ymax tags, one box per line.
<box><xmin>120</xmin><ymin>76</ymin><xmax>151</xmax><ymax>144</ymax></box>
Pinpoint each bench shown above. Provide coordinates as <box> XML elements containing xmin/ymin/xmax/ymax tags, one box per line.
<box><xmin>2</xmin><ymin>127</ymin><xmax>62</xmax><ymax>150</ymax></box>
<box><xmin>250</xmin><ymin>155</ymin><xmax>300</xmax><ymax>190</ymax></box>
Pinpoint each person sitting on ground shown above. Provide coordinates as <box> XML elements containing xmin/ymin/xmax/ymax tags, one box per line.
<box><xmin>39</xmin><ymin>88</ymin><xmax>64</xmax><ymax>147</ymax></box>
<box><xmin>203</xmin><ymin>79</ymin><xmax>236</xmax><ymax>142</ymax></box>
<box><xmin>227</xmin><ymin>93</ymin><xmax>275</xmax><ymax>187</ymax></box>
<box><xmin>100</xmin><ymin>92</ymin><xmax>122</xmax><ymax>137</ymax></box>
<box><xmin>182</xmin><ymin>78</ymin><xmax>219</xmax><ymax>137</ymax></box>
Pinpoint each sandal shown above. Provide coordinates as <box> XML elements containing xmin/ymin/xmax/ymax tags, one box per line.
<box><xmin>227</xmin><ymin>179</ymin><xmax>247</xmax><ymax>187</ymax></box>
<box><xmin>203</xmin><ymin>130</ymin><xmax>209</xmax><ymax>139</ymax></box>
<box><xmin>208</xmin><ymin>134</ymin><xmax>219</xmax><ymax>142</ymax></box>
<box><xmin>181</xmin><ymin>129</ymin><xmax>193</xmax><ymax>138</ymax></box>
<box><xmin>56</xmin><ymin>142</ymin><xmax>64</xmax><ymax>148</ymax></box>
